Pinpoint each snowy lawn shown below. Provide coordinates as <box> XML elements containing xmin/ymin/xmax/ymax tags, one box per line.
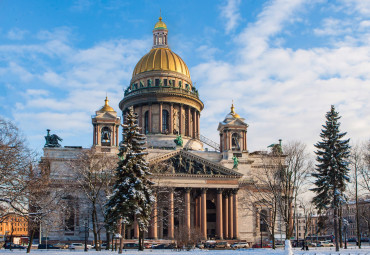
<box><xmin>0</xmin><ymin>247</ymin><xmax>369</xmax><ymax>255</ymax></box>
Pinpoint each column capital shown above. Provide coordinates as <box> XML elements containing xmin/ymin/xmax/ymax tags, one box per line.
<box><xmin>201</xmin><ymin>188</ymin><xmax>208</xmax><ymax>194</ymax></box>
<box><xmin>184</xmin><ymin>187</ymin><xmax>192</xmax><ymax>193</ymax></box>
<box><xmin>223</xmin><ymin>190</ymin><xmax>231</xmax><ymax>197</ymax></box>
<box><xmin>217</xmin><ymin>188</ymin><xmax>224</xmax><ymax>194</ymax></box>
<box><xmin>231</xmin><ymin>188</ymin><xmax>239</xmax><ymax>194</ymax></box>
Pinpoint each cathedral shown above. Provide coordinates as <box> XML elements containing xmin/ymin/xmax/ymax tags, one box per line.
<box><xmin>41</xmin><ymin>17</ymin><xmax>282</xmax><ymax>245</ymax></box>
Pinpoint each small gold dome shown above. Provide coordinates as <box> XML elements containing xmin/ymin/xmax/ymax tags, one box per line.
<box><xmin>154</xmin><ymin>16</ymin><xmax>167</xmax><ymax>30</ymax></box>
<box><xmin>231</xmin><ymin>103</ymin><xmax>241</xmax><ymax>118</ymax></box>
<box><xmin>99</xmin><ymin>97</ymin><xmax>115</xmax><ymax>112</ymax></box>
<box><xmin>132</xmin><ymin>48</ymin><xmax>190</xmax><ymax>78</ymax></box>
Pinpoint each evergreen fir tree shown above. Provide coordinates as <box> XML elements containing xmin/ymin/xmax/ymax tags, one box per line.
<box><xmin>105</xmin><ymin>106</ymin><xmax>155</xmax><ymax>251</ymax></box>
<box><xmin>311</xmin><ymin>105</ymin><xmax>350</xmax><ymax>252</ymax></box>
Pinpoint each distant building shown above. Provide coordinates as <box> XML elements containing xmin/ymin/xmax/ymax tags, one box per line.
<box><xmin>290</xmin><ymin>198</ymin><xmax>370</xmax><ymax>243</ymax></box>
<box><xmin>0</xmin><ymin>213</ymin><xmax>28</xmax><ymax>244</ymax></box>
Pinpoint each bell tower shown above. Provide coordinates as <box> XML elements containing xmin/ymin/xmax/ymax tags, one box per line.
<box><xmin>92</xmin><ymin>97</ymin><xmax>121</xmax><ymax>153</ymax></box>
<box><xmin>217</xmin><ymin>104</ymin><xmax>248</xmax><ymax>159</ymax></box>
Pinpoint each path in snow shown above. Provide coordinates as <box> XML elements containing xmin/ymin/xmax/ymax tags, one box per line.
<box><xmin>0</xmin><ymin>247</ymin><xmax>369</xmax><ymax>255</ymax></box>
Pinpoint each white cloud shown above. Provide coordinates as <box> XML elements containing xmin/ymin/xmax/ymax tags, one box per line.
<box><xmin>340</xmin><ymin>0</ymin><xmax>370</xmax><ymax>16</ymax></box>
<box><xmin>7</xmin><ymin>62</ymin><xmax>34</xmax><ymax>82</ymax></box>
<box><xmin>2</xmin><ymin>0</ymin><xmax>370</xmax><ymax>156</ymax></box>
<box><xmin>7</xmin><ymin>28</ymin><xmax>28</xmax><ymax>40</ymax></box>
<box><xmin>194</xmin><ymin>0</ymin><xmax>370</xmax><ymax>153</ymax></box>
<box><xmin>220</xmin><ymin>0</ymin><xmax>242</xmax><ymax>34</ymax></box>
<box><xmin>70</xmin><ymin>0</ymin><xmax>92</xmax><ymax>11</ymax></box>
<box><xmin>0</xmin><ymin>27</ymin><xmax>150</xmax><ymax>151</ymax></box>
<box><xmin>237</xmin><ymin>0</ymin><xmax>305</xmax><ymax>59</ymax></box>
<box><xmin>25</xmin><ymin>89</ymin><xmax>50</xmax><ymax>97</ymax></box>
<box><xmin>314</xmin><ymin>18</ymin><xmax>352</xmax><ymax>36</ymax></box>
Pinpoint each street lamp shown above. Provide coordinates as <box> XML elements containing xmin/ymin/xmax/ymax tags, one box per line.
<box><xmin>84</xmin><ymin>217</ymin><xmax>89</xmax><ymax>252</ymax></box>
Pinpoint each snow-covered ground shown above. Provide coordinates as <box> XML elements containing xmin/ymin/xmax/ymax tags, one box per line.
<box><xmin>0</xmin><ymin>247</ymin><xmax>370</xmax><ymax>255</ymax></box>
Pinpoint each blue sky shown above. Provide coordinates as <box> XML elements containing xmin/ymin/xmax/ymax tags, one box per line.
<box><xmin>0</xmin><ymin>0</ymin><xmax>369</xmax><ymax>154</ymax></box>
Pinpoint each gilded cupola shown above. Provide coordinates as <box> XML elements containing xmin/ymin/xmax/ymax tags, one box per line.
<box><xmin>130</xmin><ymin>16</ymin><xmax>192</xmax><ymax>85</ymax></box>
<box><xmin>119</xmin><ymin>16</ymin><xmax>204</xmax><ymax>151</ymax></box>
<box><xmin>99</xmin><ymin>96</ymin><xmax>115</xmax><ymax>112</ymax></box>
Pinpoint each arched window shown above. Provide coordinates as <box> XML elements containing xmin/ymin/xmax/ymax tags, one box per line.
<box><xmin>101</xmin><ymin>127</ymin><xmax>111</xmax><ymax>146</ymax></box>
<box><xmin>260</xmin><ymin>209</ymin><xmax>268</xmax><ymax>232</ymax></box>
<box><xmin>232</xmin><ymin>133</ymin><xmax>240</xmax><ymax>151</ymax></box>
<box><xmin>144</xmin><ymin>111</ymin><xmax>149</xmax><ymax>134</ymax></box>
<box><xmin>162</xmin><ymin>110</ymin><xmax>169</xmax><ymax>133</ymax></box>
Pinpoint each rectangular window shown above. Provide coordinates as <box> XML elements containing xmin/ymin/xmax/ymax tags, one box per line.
<box><xmin>164</xmin><ymin>79</ymin><xmax>168</xmax><ymax>86</ymax></box>
<box><xmin>155</xmin><ymin>79</ymin><xmax>160</xmax><ymax>86</ymax></box>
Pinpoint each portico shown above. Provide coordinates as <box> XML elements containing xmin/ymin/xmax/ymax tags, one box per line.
<box><xmin>127</xmin><ymin>149</ymin><xmax>242</xmax><ymax>240</ymax></box>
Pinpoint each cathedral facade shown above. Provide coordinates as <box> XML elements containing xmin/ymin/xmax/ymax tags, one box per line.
<box><xmin>41</xmin><ymin>17</ymin><xmax>282</xmax><ymax>245</ymax></box>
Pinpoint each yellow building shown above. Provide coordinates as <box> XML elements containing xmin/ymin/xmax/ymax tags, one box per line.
<box><xmin>0</xmin><ymin>213</ymin><xmax>28</xmax><ymax>242</ymax></box>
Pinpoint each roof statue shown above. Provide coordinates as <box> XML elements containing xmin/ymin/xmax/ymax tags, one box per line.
<box><xmin>174</xmin><ymin>134</ymin><xmax>183</xmax><ymax>147</ymax></box>
<box><xmin>44</xmin><ymin>129</ymin><xmax>63</xmax><ymax>148</ymax></box>
<box><xmin>267</xmin><ymin>139</ymin><xmax>283</xmax><ymax>154</ymax></box>
<box><xmin>232</xmin><ymin>155</ymin><xmax>239</xmax><ymax>169</ymax></box>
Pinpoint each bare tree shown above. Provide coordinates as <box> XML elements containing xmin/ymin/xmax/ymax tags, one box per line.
<box><xmin>26</xmin><ymin>160</ymin><xmax>67</xmax><ymax>253</ymax></box>
<box><xmin>298</xmin><ymin>198</ymin><xmax>315</xmax><ymax>248</ymax></box>
<box><xmin>0</xmin><ymin>117</ymin><xmax>36</xmax><ymax>216</ymax></box>
<box><xmin>67</xmin><ymin>148</ymin><xmax>116</xmax><ymax>251</ymax></box>
<box><xmin>349</xmin><ymin>142</ymin><xmax>367</xmax><ymax>248</ymax></box>
<box><xmin>244</xmin><ymin>151</ymin><xmax>283</xmax><ymax>249</ymax></box>
<box><xmin>359</xmin><ymin>140</ymin><xmax>370</xmax><ymax>194</ymax></box>
<box><xmin>279</xmin><ymin>141</ymin><xmax>312</xmax><ymax>240</ymax></box>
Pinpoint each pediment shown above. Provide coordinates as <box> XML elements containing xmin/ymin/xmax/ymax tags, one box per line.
<box><xmin>149</xmin><ymin>150</ymin><xmax>242</xmax><ymax>177</ymax></box>
<box><xmin>217</xmin><ymin>118</ymin><xmax>248</xmax><ymax>130</ymax></box>
<box><xmin>96</xmin><ymin>111</ymin><xmax>118</xmax><ymax>119</ymax></box>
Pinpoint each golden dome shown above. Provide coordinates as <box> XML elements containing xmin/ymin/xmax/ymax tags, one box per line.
<box><xmin>154</xmin><ymin>16</ymin><xmax>167</xmax><ymax>30</ymax></box>
<box><xmin>230</xmin><ymin>103</ymin><xmax>241</xmax><ymax>118</ymax></box>
<box><xmin>99</xmin><ymin>97</ymin><xmax>115</xmax><ymax>112</ymax></box>
<box><xmin>132</xmin><ymin>48</ymin><xmax>190</xmax><ymax>78</ymax></box>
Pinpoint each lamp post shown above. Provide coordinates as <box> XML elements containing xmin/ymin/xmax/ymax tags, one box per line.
<box><xmin>84</xmin><ymin>217</ymin><xmax>89</xmax><ymax>252</ymax></box>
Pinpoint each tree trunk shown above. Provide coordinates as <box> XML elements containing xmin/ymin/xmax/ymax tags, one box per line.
<box><xmin>92</xmin><ymin>207</ymin><xmax>99</xmax><ymax>251</ymax></box>
<box><xmin>339</xmin><ymin>205</ymin><xmax>343</xmax><ymax>248</ymax></box>
<box><xmin>119</xmin><ymin>220</ymin><xmax>124</xmax><ymax>254</ymax></box>
<box><xmin>26</xmin><ymin>228</ymin><xmax>35</xmax><ymax>253</ymax></box>
<box><xmin>138</xmin><ymin>229</ymin><xmax>144</xmax><ymax>251</ymax></box>
<box><xmin>288</xmin><ymin>197</ymin><xmax>294</xmax><ymax>239</ymax></box>
<box><xmin>272</xmin><ymin>201</ymin><xmax>277</xmax><ymax>249</ymax></box>
<box><xmin>334</xmin><ymin>207</ymin><xmax>339</xmax><ymax>252</ymax></box>
<box><xmin>355</xmin><ymin>165</ymin><xmax>361</xmax><ymax>249</ymax></box>
<box><xmin>105</xmin><ymin>230</ymin><xmax>110</xmax><ymax>250</ymax></box>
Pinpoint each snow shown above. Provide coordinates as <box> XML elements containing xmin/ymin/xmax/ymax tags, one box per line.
<box><xmin>1</xmin><ymin>247</ymin><xmax>370</xmax><ymax>255</ymax></box>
